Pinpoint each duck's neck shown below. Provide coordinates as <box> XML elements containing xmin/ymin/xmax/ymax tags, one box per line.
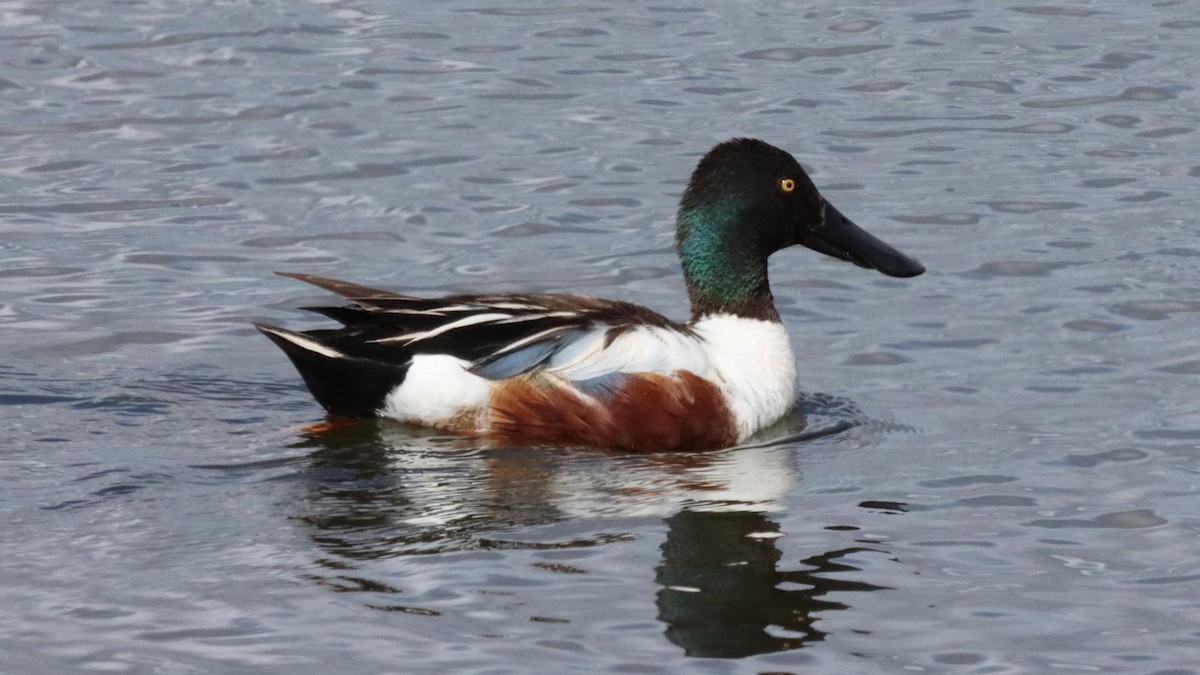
<box><xmin>676</xmin><ymin>205</ymin><xmax>780</xmax><ymax>323</ymax></box>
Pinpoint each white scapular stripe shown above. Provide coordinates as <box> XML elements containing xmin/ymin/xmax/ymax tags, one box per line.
<box><xmin>485</xmin><ymin>302</ymin><xmax>551</xmax><ymax>311</ymax></box>
<box><xmin>373</xmin><ymin>312</ymin><xmax>514</xmax><ymax>344</ymax></box>
<box><xmin>482</xmin><ymin>325</ymin><xmax>572</xmax><ymax>359</ymax></box>
<box><xmin>495</xmin><ymin>311</ymin><xmax>580</xmax><ymax>324</ymax></box>
<box><xmin>260</xmin><ymin>326</ymin><xmax>344</xmax><ymax>359</ymax></box>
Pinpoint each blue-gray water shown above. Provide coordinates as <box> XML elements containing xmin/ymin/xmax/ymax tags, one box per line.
<box><xmin>3</xmin><ymin>1</ymin><xmax>1199</xmax><ymax>673</ymax></box>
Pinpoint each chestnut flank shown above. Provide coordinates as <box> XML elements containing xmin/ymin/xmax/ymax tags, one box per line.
<box><xmin>486</xmin><ymin>371</ymin><xmax>737</xmax><ymax>452</ymax></box>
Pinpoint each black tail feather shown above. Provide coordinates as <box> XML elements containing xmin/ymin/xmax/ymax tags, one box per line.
<box><xmin>256</xmin><ymin>324</ymin><xmax>410</xmax><ymax>417</ymax></box>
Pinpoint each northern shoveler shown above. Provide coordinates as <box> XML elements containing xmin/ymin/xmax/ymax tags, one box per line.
<box><xmin>257</xmin><ymin>138</ymin><xmax>925</xmax><ymax>452</ymax></box>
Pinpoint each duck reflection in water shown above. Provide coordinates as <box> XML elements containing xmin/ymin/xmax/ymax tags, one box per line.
<box><xmin>657</xmin><ymin>509</ymin><xmax>887</xmax><ymax>657</ymax></box>
<box><xmin>287</xmin><ymin>418</ymin><xmax>889</xmax><ymax>657</ymax></box>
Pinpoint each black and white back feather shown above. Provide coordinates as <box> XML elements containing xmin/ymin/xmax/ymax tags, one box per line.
<box><xmin>259</xmin><ymin>272</ymin><xmax>692</xmax><ymax>390</ymax></box>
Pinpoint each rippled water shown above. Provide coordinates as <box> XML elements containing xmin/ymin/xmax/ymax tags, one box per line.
<box><xmin>3</xmin><ymin>1</ymin><xmax>1199</xmax><ymax>672</ymax></box>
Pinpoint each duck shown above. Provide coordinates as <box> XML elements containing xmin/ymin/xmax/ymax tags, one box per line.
<box><xmin>257</xmin><ymin>138</ymin><xmax>925</xmax><ymax>452</ymax></box>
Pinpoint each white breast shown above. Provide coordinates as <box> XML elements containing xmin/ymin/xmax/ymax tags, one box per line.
<box><xmin>692</xmin><ymin>314</ymin><xmax>797</xmax><ymax>440</ymax></box>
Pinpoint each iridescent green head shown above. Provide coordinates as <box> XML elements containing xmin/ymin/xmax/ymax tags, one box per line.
<box><xmin>675</xmin><ymin>138</ymin><xmax>924</xmax><ymax>321</ymax></box>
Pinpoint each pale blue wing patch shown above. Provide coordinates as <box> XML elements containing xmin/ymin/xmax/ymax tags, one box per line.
<box><xmin>468</xmin><ymin>328</ymin><xmax>588</xmax><ymax>380</ymax></box>
<box><xmin>572</xmin><ymin>372</ymin><xmax>629</xmax><ymax>400</ymax></box>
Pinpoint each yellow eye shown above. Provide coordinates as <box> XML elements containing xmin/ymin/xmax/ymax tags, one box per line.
<box><xmin>780</xmin><ymin>178</ymin><xmax>796</xmax><ymax>193</ymax></box>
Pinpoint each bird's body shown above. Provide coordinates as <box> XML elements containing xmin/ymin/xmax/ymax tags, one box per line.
<box><xmin>258</xmin><ymin>138</ymin><xmax>925</xmax><ymax>452</ymax></box>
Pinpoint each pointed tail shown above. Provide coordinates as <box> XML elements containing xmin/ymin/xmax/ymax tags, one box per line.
<box><xmin>256</xmin><ymin>324</ymin><xmax>411</xmax><ymax>417</ymax></box>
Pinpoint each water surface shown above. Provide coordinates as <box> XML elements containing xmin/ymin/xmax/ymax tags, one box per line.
<box><xmin>3</xmin><ymin>1</ymin><xmax>1199</xmax><ymax>673</ymax></box>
